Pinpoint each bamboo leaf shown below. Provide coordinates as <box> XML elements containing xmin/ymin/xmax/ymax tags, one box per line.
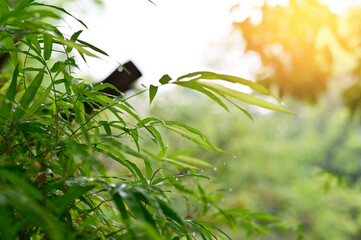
<box><xmin>50</xmin><ymin>184</ymin><xmax>95</xmax><ymax>214</ymax></box>
<box><xmin>31</xmin><ymin>2</ymin><xmax>88</xmax><ymax>29</ymax></box>
<box><xmin>178</xmin><ymin>71</ymin><xmax>272</xmax><ymax>96</ymax></box>
<box><xmin>176</xmin><ymin>155</ymin><xmax>212</xmax><ymax>167</ymax></box>
<box><xmin>13</xmin><ymin>71</ymin><xmax>44</xmax><ymax>122</ymax></box>
<box><xmin>174</xmin><ymin>81</ymin><xmax>229</xmax><ymax>112</ymax></box>
<box><xmin>149</xmin><ymin>85</ymin><xmax>158</xmax><ymax>104</ymax></box>
<box><xmin>16</xmin><ymin>0</ymin><xmax>34</xmax><ymax>10</ymax></box>
<box><xmin>224</xmin><ymin>96</ymin><xmax>254</xmax><ymax>121</ymax></box>
<box><xmin>24</xmin><ymin>84</ymin><xmax>51</xmax><ymax>118</ymax></box>
<box><xmin>158</xmin><ymin>200</ymin><xmax>187</xmax><ymax>233</ymax></box>
<box><xmin>198</xmin><ymin>81</ymin><xmax>295</xmax><ymax>114</ymax></box>
<box><xmin>3</xmin><ymin>36</ymin><xmax>18</xmax><ymax>65</ymax></box>
<box><xmin>77</xmin><ymin>39</ymin><xmax>108</xmax><ymax>56</ymax></box>
<box><xmin>163</xmin><ymin>157</ymin><xmax>198</xmax><ymax>169</ymax></box>
<box><xmin>0</xmin><ymin>0</ymin><xmax>9</xmax><ymax>16</ymax></box>
<box><xmin>159</xmin><ymin>74</ymin><xmax>172</xmax><ymax>85</ymax></box>
<box><xmin>43</xmin><ymin>34</ymin><xmax>53</xmax><ymax>60</ymax></box>
<box><xmin>66</xmin><ymin>30</ymin><xmax>82</xmax><ymax>53</ymax></box>
<box><xmin>0</xmin><ymin>64</ymin><xmax>18</xmax><ymax>121</ymax></box>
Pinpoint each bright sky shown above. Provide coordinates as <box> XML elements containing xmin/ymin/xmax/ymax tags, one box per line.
<box><xmin>64</xmin><ymin>0</ymin><xmax>361</xmax><ymax>86</ymax></box>
<box><xmin>65</xmin><ymin>0</ymin><xmax>239</xmax><ymax>85</ymax></box>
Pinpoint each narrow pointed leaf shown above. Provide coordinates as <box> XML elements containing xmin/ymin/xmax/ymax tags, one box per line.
<box><xmin>31</xmin><ymin>2</ymin><xmax>88</xmax><ymax>29</ymax></box>
<box><xmin>43</xmin><ymin>34</ymin><xmax>53</xmax><ymax>60</ymax></box>
<box><xmin>176</xmin><ymin>155</ymin><xmax>212</xmax><ymax>167</ymax></box>
<box><xmin>16</xmin><ymin>0</ymin><xmax>34</xmax><ymax>9</ymax></box>
<box><xmin>149</xmin><ymin>85</ymin><xmax>158</xmax><ymax>104</ymax></box>
<box><xmin>174</xmin><ymin>81</ymin><xmax>229</xmax><ymax>112</ymax></box>
<box><xmin>66</xmin><ymin>30</ymin><xmax>82</xmax><ymax>53</ymax></box>
<box><xmin>24</xmin><ymin>84</ymin><xmax>51</xmax><ymax>118</ymax></box>
<box><xmin>163</xmin><ymin>157</ymin><xmax>198</xmax><ymax>169</ymax></box>
<box><xmin>13</xmin><ymin>71</ymin><xmax>44</xmax><ymax>122</ymax></box>
<box><xmin>0</xmin><ymin>64</ymin><xmax>18</xmax><ymax>120</ymax></box>
<box><xmin>198</xmin><ymin>81</ymin><xmax>295</xmax><ymax>114</ymax></box>
<box><xmin>163</xmin><ymin>126</ymin><xmax>229</xmax><ymax>154</ymax></box>
<box><xmin>224</xmin><ymin>96</ymin><xmax>254</xmax><ymax>121</ymax></box>
<box><xmin>3</xmin><ymin>37</ymin><xmax>18</xmax><ymax>65</ymax></box>
<box><xmin>178</xmin><ymin>71</ymin><xmax>272</xmax><ymax>96</ymax></box>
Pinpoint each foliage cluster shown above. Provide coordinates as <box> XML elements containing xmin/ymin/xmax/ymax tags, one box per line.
<box><xmin>0</xmin><ymin>1</ymin><xmax>292</xmax><ymax>239</ymax></box>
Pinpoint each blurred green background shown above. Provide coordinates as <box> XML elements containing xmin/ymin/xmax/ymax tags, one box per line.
<box><xmin>137</xmin><ymin>85</ymin><xmax>361</xmax><ymax>239</ymax></box>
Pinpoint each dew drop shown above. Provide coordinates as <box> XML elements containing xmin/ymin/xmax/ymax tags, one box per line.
<box><xmin>201</xmin><ymin>169</ymin><xmax>204</xmax><ymax>173</ymax></box>
<box><xmin>223</xmin><ymin>162</ymin><xmax>226</xmax><ymax>166</ymax></box>
<box><xmin>213</xmin><ymin>167</ymin><xmax>217</xmax><ymax>171</ymax></box>
<box><xmin>229</xmin><ymin>188</ymin><xmax>233</xmax><ymax>192</ymax></box>
<box><xmin>175</xmin><ymin>178</ymin><xmax>178</xmax><ymax>181</ymax></box>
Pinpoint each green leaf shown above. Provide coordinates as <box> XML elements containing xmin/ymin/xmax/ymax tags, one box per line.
<box><xmin>77</xmin><ymin>39</ymin><xmax>108</xmax><ymax>56</ymax></box>
<box><xmin>174</xmin><ymin>81</ymin><xmax>229</xmax><ymax>112</ymax></box>
<box><xmin>16</xmin><ymin>0</ymin><xmax>34</xmax><ymax>9</ymax></box>
<box><xmin>24</xmin><ymin>83</ymin><xmax>51</xmax><ymax>118</ymax></box>
<box><xmin>159</xmin><ymin>74</ymin><xmax>172</xmax><ymax>85</ymax></box>
<box><xmin>149</xmin><ymin>85</ymin><xmax>158</xmax><ymax>104</ymax></box>
<box><xmin>117</xmin><ymin>187</ymin><xmax>157</xmax><ymax>227</ymax></box>
<box><xmin>178</xmin><ymin>71</ymin><xmax>272</xmax><ymax>96</ymax></box>
<box><xmin>0</xmin><ymin>64</ymin><xmax>18</xmax><ymax>121</ymax></box>
<box><xmin>224</xmin><ymin>96</ymin><xmax>254</xmax><ymax>121</ymax></box>
<box><xmin>3</xmin><ymin>36</ymin><xmax>18</xmax><ymax>65</ymax></box>
<box><xmin>99</xmin><ymin>121</ymin><xmax>111</xmax><ymax>135</ymax></box>
<box><xmin>31</xmin><ymin>2</ymin><xmax>88</xmax><ymax>29</ymax></box>
<box><xmin>163</xmin><ymin>121</ymin><xmax>231</xmax><ymax>154</ymax></box>
<box><xmin>175</xmin><ymin>155</ymin><xmax>212</xmax><ymax>167</ymax></box>
<box><xmin>50</xmin><ymin>184</ymin><xmax>95</xmax><ymax>214</ymax></box>
<box><xmin>43</xmin><ymin>34</ymin><xmax>53</xmax><ymax>60</ymax></box>
<box><xmin>158</xmin><ymin>200</ymin><xmax>187</xmax><ymax>233</ymax></box>
<box><xmin>163</xmin><ymin>158</ymin><xmax>198</xmax><ymax>169</ymax></box>
<box><xmin>13</xmin><ymin>71</ymin><xmax>44</xmax><ymax>122</ymax></box>
<box><xmin>26</xmin><ymin>34</ymin><xmax>41</xmax><ymax>54</ymax></box>
<box><xmin>0</xmin><ymin>0</ymin><xmax>9</xmax><ymax>15</ymax></box>
<box><xmin>152</xmin><ymin>173</ymin><xmax>210</xmax><ymax>185</ymax></box>
<box><xmin>66</xmin><ymin>30</ymin><xmax>82</xmax><ymax>53</ymax></box>
<box><xmin>198</xmin><ymin>81</ymin><xmax>295</xmax><ymax>114</ymax></box>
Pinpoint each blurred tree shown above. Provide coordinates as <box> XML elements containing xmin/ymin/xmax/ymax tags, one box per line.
<box><xmin>231</xmin><ymin>0</ymin><xmax>361</xmax><ymax>105</ymax></box>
